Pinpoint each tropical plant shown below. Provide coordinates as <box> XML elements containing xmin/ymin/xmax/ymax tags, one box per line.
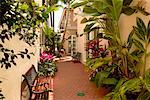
<box><xmin>86</xmin><ymin>40</ymin><xmax>109</xmax><ymax>58</ymax></box>
<box><xmin>72</xmin><ymin>0</ymin><xmax>150</xmax><ymax>99</ymax></box>
<box><xmin>38</xmin><ymin>51</ymin><xmax>57</xmax><ymax>77</ymax></box>
<box><xmin>131</xmin><ymin>17</ymin><xmax>150</xmax><ymax>77</ymax></box>
<box><xmin>40</xmin><ymin>51</ymin><xmax>54</xmax><ymax>62</ymax></box>
<box><xmin>72</xmin><ymin>0</ymin><xmax>150</xmax><ymax>77</ymax></box>
<box><xmin>102</xmin><ymin>17</ymin><xmax>150</xmax><ymax>100</ymax></box>
<box><xmin>42</xmin><ymin>23</ymin><xmax>56</xmax><ymax>53</ymax></box>
<box><xmin>38</xmin><ymin>61</ymin><xmax>57</xmax><ymax>77</ymax></box>
<box><xmin>104</xmin><ymin>69</ymin><xmax>150</xmax><ymax>100</ymax></box>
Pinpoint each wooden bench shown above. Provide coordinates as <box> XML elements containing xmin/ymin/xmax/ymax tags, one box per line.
<box><xmin>22</xmin><ymin>65</ymin><xmax>52</xmax><ymax>100</ymax></box>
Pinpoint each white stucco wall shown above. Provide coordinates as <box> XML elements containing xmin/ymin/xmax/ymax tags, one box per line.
<box><xmin>0</xmin><ymin>35</ymin><xmax>40</xmax><ymax>100</ymax></box>
<box><xmin>76</xmin><ymin>11</ymin><xmax>87</xmax><ymax>64</ymax></box>
<box><xmin>0</xmin><ymin>0</ymin><xmax>42</xmax><ymax>99</ymax></box>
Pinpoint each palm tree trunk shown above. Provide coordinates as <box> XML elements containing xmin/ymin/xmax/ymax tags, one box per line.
<box><xmin>61</xmin><ymin>0</ymin><xmax>70</xmax><ymax>47</ymax></box>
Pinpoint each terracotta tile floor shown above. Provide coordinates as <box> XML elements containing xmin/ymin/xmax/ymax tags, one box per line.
<box><xmin>54</xmin><ymin>61</ymin><xmax>108</xmax><ymax>100</ymax></box>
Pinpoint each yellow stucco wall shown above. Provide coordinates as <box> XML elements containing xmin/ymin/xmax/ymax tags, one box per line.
<box><xmin>119</xmin><ymin>0</ymin><xmax>150</xmax><ymax>69</ymax></box>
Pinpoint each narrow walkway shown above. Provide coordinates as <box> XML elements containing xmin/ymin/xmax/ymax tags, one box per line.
<box><xmin>54</xmin><ymin>61</ymin><xmax>107</xmax><ymax>100</ymax></box>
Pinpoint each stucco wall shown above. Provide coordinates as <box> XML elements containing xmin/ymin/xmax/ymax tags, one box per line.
<box><xmin>76</xmin><ymin>10</ymin><xmax>87</xmax><ymax>64</ymax></box>
<box><xmin>0</xmin><ymin>1</ymin><xmax>42</xmax><ymax>99</ymax></box>
<box><xmin>0</xmin><ymin>34</ymin><xmax>40</xmax><ymax>100</ymax></box>
<box><xmin>119</xmin><ymin>0</ymin><xmax>150</xmax><ymax>69</ymax></box>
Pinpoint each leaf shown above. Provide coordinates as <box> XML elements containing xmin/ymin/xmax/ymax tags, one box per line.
<box><xmin>71</xmin><ymin>1</ymin><xmax>88</xmax><ymax>8</ymax></box>
<box><xmin>19</xmin><ymin>3</ymin><xmax>29</xmax><ymax>11</ymax></box>
<box><xmin>137</xmin><ymin>91</ymin><xmax>150</xmax><ymax>100</ymax></box>
<box><xmin>133</xmin><ymin>39</ymin><xmax>145</xmax><ymax>51</ymax></box>
<box><xmin>83</xmin><ymin>5</ymin><xmax>100</xmax><ymax>16</ymax></box>
<box><xmin>123</xmin><ymin>78</ymin><xmax>142</xmax><ymax>92</ymax></box>
<box><xmin>115</xmin><ymin>78</ymin><xmax>127</xmax><ymax>91</ymax></box>
<box><xmin>104</xmin><ymin>34</ymin><xmax>113</xmax><ymax>40</ymax></box>
<box><xmin>130</xmin><ymin>49</ymin><xmax>144</xmax><ymax>58</ymax></box>
<box><xmin>143</xmin><ymin>69</ymin><xmax>150</xmax><ymax>92</ymax></box>
<box><xmin>123</xmin><ymin>0</ymin><xmax>133</xmax><ymax>6</ymax></box>
<box><xmin>81</xmin><ymin>17</ymin><xmax>97</xmax><ymax>24</ymax></box>
<box><xmin>122</xmin><ymin>6</ymin><xmax>135</xmax><ymax>15</ymax></box>
<box><xmin>136</xmin><ymin>17</ymin><xmax>147</xmax><ymax>35</ymax></box>
<box><xmin>108</xmin><ymin>0</ymin><xmax>123</xmax><ymax>21</ymax></box>
<box><xmin>45</xmin><ymin>6</ymin><xmax>59</xmax><ymax>14</ymax></box>
<box><xmin>129</xmin><ymin>54</ymin><xmax>140</xmax><ymax>62</ymax></box>
<box><xmin>84</xmin><ymin>23</ymin><xmax>95</xmax><ymax>32</ymax></box>
<box><xmin>93</xmin><ymin>0</ymin><xmax>109</xmax><ymax>14</ymax></box>
<box><xmin>102</xmin><ymin>78</ymin><xmax>118</xmax><ymax>85</ymax></box>
<box><xmin>134</xmin><ymin>26</ymin><xmax>145</xmax><ymax>41</ymax></box>
<box><xmin>127</xmin><ymin>29</ymin><xmax>134</xmax><ymax>49</ymax></box>
<box><xmin>92</xmin><ymin>61</ymin><xmax>103</xmax><ymax>70</ymax></box>
<box><xmin>81</xmin><ymin>18</ymin><xmax>87</xmax><ymax>23</ymax></box>
<box><xmin>95</xmin><ymin>71</ymin><xmax>110</xmax><ymax>87</ymax></box>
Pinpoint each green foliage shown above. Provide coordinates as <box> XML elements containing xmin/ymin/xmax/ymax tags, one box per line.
<box><xmin>104</xmin><ymin>69</ymin><xmax>150</xmax><ymax>100</ymax></box>
<box><xmin>38</xmin><ymin>61</ymin><xmax>57</xmax><ymax>77</ymax></box>
<box><xmin>43</xmin><ymin>23</ymin><xmax>56</xmax><ymax>39</ymax></box>
<box><xmin>86</xmin><ymin>57</ymin><xmax>112</xmax><ymax>70</ymax></box>
<box><xmin>132</xmin><ymin>17</ymin><xmax>150</xmax><ymax>76</ymax></box>
<box><xmin>0</xmin><ymin>0</ymin><xmax>51</xmax><ymax>69</ymax></box>
<box><xmin>71</xmin><ymin>1</ymin><xmax>88</xmax><ymax>8</ymax></box>
<box><xmin>94</xmin><ymin>70</ymin><xmax>118</xmax><ymax>88</ymax></box>
<box><xmin>137</xmin><ymin>91</ymin><xmax>150</xmax><ymax>100</ymax></box>
<box><xmin>73</xmin><ymin>0</ymin><xmax>150</xmax><ymax>99</ymax></box>
<box><xmin>104</xmin><ymin>78</ymin><xmax>142</xmax><ymax>100</ymax></box>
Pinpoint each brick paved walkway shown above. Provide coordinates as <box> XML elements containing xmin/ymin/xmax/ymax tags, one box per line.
<box><xmin>54</xmin><ymin>61</ymin><xmax>108</xmax><ymax>100</ymax></box>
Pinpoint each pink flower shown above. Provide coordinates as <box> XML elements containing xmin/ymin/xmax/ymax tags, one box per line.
<box><xmin>40</xmin><ymin>51</ymin><xmax>53</xmax><ymax>62</ymax></box>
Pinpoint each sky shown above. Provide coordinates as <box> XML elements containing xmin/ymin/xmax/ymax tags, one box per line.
<box><xmin>54</xmin><ymin>2</ymin><xmax>65</xmax><ymax>32</ymax></box>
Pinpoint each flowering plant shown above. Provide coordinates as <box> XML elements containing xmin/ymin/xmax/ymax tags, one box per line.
<box><xmin>38</xmin><ymin>51</ymin><xmax>57</xmax><ymax>77</ymax></box>
<box><xmin>86</xmin><ymin>40</ymin><xmax>108</xmax><ymax>58</ymax></box>
<box><xmin>40</xmin><ymin>51</ymin><xmax>53</xmax><ymax>62</ymax></box>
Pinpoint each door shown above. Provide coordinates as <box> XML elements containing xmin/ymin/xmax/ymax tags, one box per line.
<box><xmin>68</xmin><ymin>35</ymin><xmax>76</xmax><ymax>56</ymax></box>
